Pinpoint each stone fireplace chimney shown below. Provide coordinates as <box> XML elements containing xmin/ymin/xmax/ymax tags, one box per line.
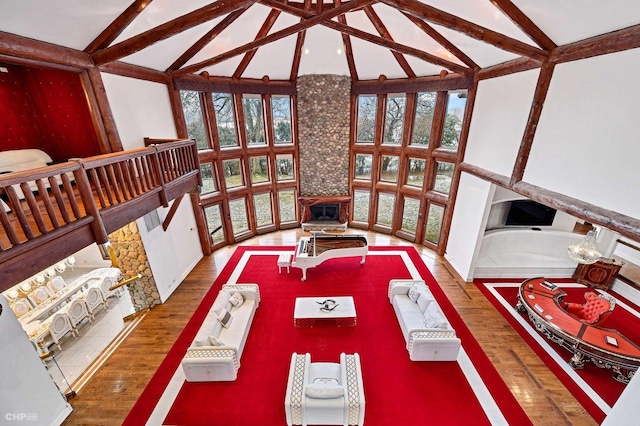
<box><xmin>296</xmin><ymin>74</ymin><xmax>351</xmax><ymax>196</ymax></box>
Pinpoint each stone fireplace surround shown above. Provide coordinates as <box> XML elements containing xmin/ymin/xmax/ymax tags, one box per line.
<box><xmin>299</xmin><ymin>196</ymin><xmax>351</xmax><ymax>231</ymax></box>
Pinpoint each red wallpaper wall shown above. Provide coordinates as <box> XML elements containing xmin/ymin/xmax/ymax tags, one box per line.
<box><xmin>0</xmin><ymin>64</ymin><xmax>102</xmax><ymax>162</ymax></box>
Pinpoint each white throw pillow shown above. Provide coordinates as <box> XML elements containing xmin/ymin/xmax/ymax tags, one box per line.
<box><xmin>217</xmin><ymin>309</ymin><xmax>233</xmax><ymax>328</ymax></box>
<box><xmin>424</xmin><ymin>303</ymin><xmax>448</xmax><ymax>329</ymax></box>
<box><xmin>211</xmin><ymin>297</ymin><xmax>226</xmax><ymax>315</ymax></box>
<box><xmin>209</xmin><ymin>336</ymin><xmax>224</xmax><ymax>346</ymax></box>
<box><xmin>416</xmin><ymin>293</ymin><xmax>432</xmax><ymax>313</ymax></box>
<box><xmin>408</xmin><ymin>285</ymin><xmax>421</xmax><ymax>302</ymax></box>
<box><xmin>305</xmin><ymin>384</ymin><xmax>344</xmax><ymax>399</ymax></box>
<box><xmin>229</xmin><ymin>292</ymin><xmax>244</xmax><ymax>308</ymax></box>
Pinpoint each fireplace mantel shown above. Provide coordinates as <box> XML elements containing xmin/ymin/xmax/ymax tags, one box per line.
<box><xmin>299</xmin><ymin>196</ymin><xmax>351</xmax><ymax>225</ymax></box>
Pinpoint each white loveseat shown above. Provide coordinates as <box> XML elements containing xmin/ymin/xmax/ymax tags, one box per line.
<box><xmin>388</xmin><ymin>279</ymin><xmax>461</xmax><ymax>361</ymax></box>
<box><xmin>181</xmin><ymin>283</ymin><xmax>260</xmax><ymax>382</ymax></box>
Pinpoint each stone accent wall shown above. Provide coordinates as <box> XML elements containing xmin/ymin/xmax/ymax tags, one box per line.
<box><xmin>109</xmin><ymin>222</ymin><xmax>160</xmax><ymax>310</ymax></box>
<box><xmin>297</xmin><ymin>74</ymin><xmax>351</xmax><ymax>196</ymax></box>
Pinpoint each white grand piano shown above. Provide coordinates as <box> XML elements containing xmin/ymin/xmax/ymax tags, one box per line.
<box><xmin>291</xmin><ymin>232</ymin><xmax>368</xmax><ymax>281</ymax></box>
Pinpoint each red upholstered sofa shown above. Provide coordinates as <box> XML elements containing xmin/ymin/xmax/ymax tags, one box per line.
<box><xmin>563</xmin><ymin>292</ymin><xmax>616</xmax><ymax>325</ymax></box>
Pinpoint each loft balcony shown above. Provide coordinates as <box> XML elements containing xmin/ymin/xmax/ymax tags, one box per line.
<box><xmin>0</xmin><ymin>139</ymin><xmax>201</xmax><ymax>291</ymax></box>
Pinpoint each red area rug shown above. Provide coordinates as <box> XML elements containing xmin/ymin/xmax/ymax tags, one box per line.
<box><xmin>475</xmin><ymin>279</ymin><xmax>640</xmax><ymax>423</ymax></box>
<box><xmin>125</xmin><ymin>247</ymin><xmax>530</xmax><ymax>425</ymax></box>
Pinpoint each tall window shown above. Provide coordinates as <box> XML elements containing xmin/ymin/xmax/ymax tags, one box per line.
<box><xmin>351</xmin><ymin>88</ymin><xmax>468</xmax><ymax>248</ymax></box>
<box><xmin>181</xmin><ymin>89</ymin><xmax>298</xmax><ymax>248</ymax></box>
<box><xmin>243</xmin><ymin>94</ymin><xmax>266</xmax><ymax>146</ymax></box>
<box><xmin>213</xmin><ymin>93</ymin><xmax>237</xmax><ymax>147</ymax></box>
<box><xmin>383</xmin><ymin>94</ymin><xmax>406</xmax><ymax>145</ymax></box>
<box><xmin>412</xmin><ymin>92</ymin><xmax>436</xmax><ymax>146</ymax></box>
<box><xmin>356</xmin><ymin>95</ymin><xmax>377</xmax><ymax>143</ymax></box>
<box><xmin>272</xmin><ymin>95</ymin><xmax>292</xmax><ymax>144</ymax></box>
<box><xmin>180</xmin><ymin>91</ymin><xmax>208</xmax><ymax>149</ymax></box>
<box><xmin>441</xmin><ymin>91</ymin><xmax>467</xmax><ymax>151</ymax></box>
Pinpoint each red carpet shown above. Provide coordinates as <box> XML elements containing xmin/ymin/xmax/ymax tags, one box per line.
<box><xmin>125</xmin><ymin>247</ymin><xmax>530</xmax><ymax>425</ymax></box>
<box><xmin>475</xmin><ymin>279</ymin><xmax>640</xmax><ymax>423</ymax></box>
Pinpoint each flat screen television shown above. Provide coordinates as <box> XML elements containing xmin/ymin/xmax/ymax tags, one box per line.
<box><xmin>505</xmin><ymin>200</ymin><xmax>556</xmax><ymax>227</ymax></box>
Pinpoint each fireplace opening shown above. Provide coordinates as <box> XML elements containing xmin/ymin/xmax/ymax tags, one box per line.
<box><xmin>310</xmin><ymin>204</ymin><xmax>340</xmax><ymax>221</ymax></box>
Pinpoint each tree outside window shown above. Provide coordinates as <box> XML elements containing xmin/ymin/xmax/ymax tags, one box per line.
<box><xmin>213</xmin><ymin>93</ymin><xmax>238</xmax><ymax>147</ymax></box>
<box><xmin>272</xmin><ymin>95</ymin><xmax>292</xmax><ymax>144</ymax></box>
<box><xmin>441</xmin><ymin>91</ymin><xmax>467</xmax><ymax>150</ymax></box>
<box><xmin>411</xmin><ymin>92</ymin><xmax>436</xmax><ymax>146</ymax></box>
<box><xmin>180</xmin><ymin>91</ymin><xmax>208</xmax><ymax>150</ymax></box>
<box><xmin>243</xmin><ymin>95</ymin><xmax>266</xmax><ymax>145</ymax></box>
<box><xmin>383</xmin><ymin>94</ymin><xmax>406</xmax><ymax>145</ymax></box>
<box><xmin>356</xmin><ymin>95</ymin><xmax>377</xmax><ymax>143</ymax></box>
<box><xmin>354</xmin><ymin>154</ymin><xmax>372</xmax><ymax>180</ymax></box>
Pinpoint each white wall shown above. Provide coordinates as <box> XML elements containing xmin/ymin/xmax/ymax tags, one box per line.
<box><xmin>0</xmin><ymin>295</ymin><xmax>72</xmax><ymax>425</ymax></box>
<box><xmin>101</xmin><ymin>73</ymin><xmax>178</xmax><ymax>149</ymax></box>
<box><xmin>101</xmin><ymin>73</ymin><xmax>202</xmax><ymax>301</ymax></box>
<box><xmin>136</xmin><ymin>196</ymin><xmax>202</xmax><ymax>303</ymax></box>
<box><xmin>72</xmin><ymin>244</ymin><xmax>112</xmax><ymax>269</ymax></box>
<box><xmin>525</xmin><ymin>48</ymin><xmax>640</xmax><ymax>220</ymax></box>
<box><xmin>445</xmin><ymin>173</ymin><xmax>494</xmax><ymax>281</ymax></box>
<box><xmin>464</xmin><ymin>68</ymin><xmax>539</xmax><ymax>176</ymax></box>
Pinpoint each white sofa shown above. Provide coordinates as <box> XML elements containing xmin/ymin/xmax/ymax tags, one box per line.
<box><xmin>388</xmin><ymin>279</ymin><xmax>461</xmax><ymax>361</ymax></box>
<box><xmin>181</xmin><ymin>283</ymin><xmax>260</xmax><ymax>382</ymax></box>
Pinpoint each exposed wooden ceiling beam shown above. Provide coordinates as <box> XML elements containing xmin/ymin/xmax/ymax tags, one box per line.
<box><xmin>85</xmin><ymin>0</ymin><xmax>154</xmax><ymax>54</ymax></box>
<box><xmin>550</xmin><ymin>23</ymin><xmax>640</xmax><ymax>64</ymax></box>
<box><xmin>335</xmin><ymin>0</ymin><xmax>358</xmax><ymax>81</ymax></box>
<box><xmin>0</xmin><ymin>30</ymin><xmax>93</xmax><ymax>70</ymax></box>
<box><xmin>176</xmin><ymin>0</ymin><xmax>376</xmax><ymax>77</ymax></box>
<box><xmin>323</xmin><ymin>20</ymin><xmax>470</xmax><ymax>75</ymax></box>
<box><xmin>233</xmin><ymin>9</ymin><xmax>281</xmax><ymax>79</ymax></box>
<box><xmin>289</xmin><ymin>0</ymin><xmax>312</xmax><ymax>81</ymax></box>
<box><xmin>168</xmin><ymin>7</ymin><xmax>249</xmax><ymax>71</ymax></box>
<box><xmin>402</xmin><ymin>12</ymin><xmax>479</xmax><ymax>70</ymax></box>
<box><xmin>489</xmin><ymin>0</ymin><xmax>557</xmax><ymax>51</ymax></box>
<box><xmin>92</xmin><ymin>0</ymin><xmax>256</xmax><ymax>66</ymax></box>
<box><xmin>379</xmin><ymin>0</ymin><xmax>549</xmax><ymax>61</ymax></box>
<box><xmin>364</xmin><ymin>5</ymin><xmax>415</xmax><ymax>78</ymax></box>
<box><xmin>259</xmin><ymin>0</ymin><xmax>470</xmax><ymax>75</ymax></box>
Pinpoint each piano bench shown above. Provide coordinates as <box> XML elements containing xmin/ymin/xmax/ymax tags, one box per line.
<box><xmin>278</xmin><ymin>254</ymin><xmax>293</xmax><ymax>273</ymax></box>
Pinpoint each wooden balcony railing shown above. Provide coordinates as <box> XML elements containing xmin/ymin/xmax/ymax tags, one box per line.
<box><xmin>0</xmin><ymin>140</ymin><xmax>200</xmax><ymax>290</ymax></box>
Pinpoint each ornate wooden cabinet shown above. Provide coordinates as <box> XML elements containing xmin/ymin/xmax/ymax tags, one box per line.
<box><xmin>572</xmin><ymin>258</ymin><xmax>624</xmax><ymax>290</ymax></box>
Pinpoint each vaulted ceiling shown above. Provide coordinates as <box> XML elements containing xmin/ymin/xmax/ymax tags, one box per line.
<box><xmin>1</xmin><ymin>0</ymin><xmax>639</xmax><ymax>82</ymax></box>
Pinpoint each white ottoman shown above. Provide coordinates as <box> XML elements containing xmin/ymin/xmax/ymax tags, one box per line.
<box><xmin>278</xmin><ymin>253</ymin><xmax>292</xmax><ymax>273</ymax></box>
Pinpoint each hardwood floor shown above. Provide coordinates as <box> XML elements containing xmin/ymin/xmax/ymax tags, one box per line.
<box><xmin>62</xmin><ymin>229</ymin><xmax>597</xmax><ymax>425</ymax></box>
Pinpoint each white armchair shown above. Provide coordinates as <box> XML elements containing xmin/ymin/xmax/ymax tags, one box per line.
<box><xmin>285</xmin><ymin>352</ymin><xmax>365</xmax><ymax>426</ymax></box>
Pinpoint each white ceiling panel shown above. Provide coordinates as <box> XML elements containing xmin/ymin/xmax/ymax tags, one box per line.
<box><xmin>423</xmin><ymin>0</ymin><xmax>537</xmax><ymax>47</ymax></box>
<box><xmin>433</xmin><ymin>24</ymin><xmax>520</xmax><ymax>68</ymax></box>
<box><xmin>184</xmin><ymin>4</ymin><xmax>271</xmax><ymax>70</ymax></box>
<box><xmin>112</xmin><ymin>0</ymin><xmax>215</xmax><ymax>45</ymax></box>
<box><xmin>0</xmin><ymin>0</ymin><xmax>131</xmax><ymax>50</ymax></box>
<box><xmin>351</xmin><ymin>38</ymin><xmax>407</xmax><ymax>80</ymax></box>
<box><xmin>242</xmin><ymin>35</ymin><xmax>298</xmax><ymax>80</ymax></box>
<box><xmin>512</xmin><ymin>0</ymin><xmax>640</xmax><ymax>45</ymax></box>
<box><xmin>298</xmin><ymin>26</ymin><xmax>350</xmax><ymax>77</ymax></box>
<box><xmin>119</xmin><ymin>22</ymin><xmax>219</xmax><ymax>71</ymax></box>
<box><xmin>201</xmin><ymin>56</ymin><xmax>244</xmax><ymax>78</ymax></box>
<box><xmin>404</xmin><ymin>56</ymin><xmax>453</xmax><ymax>77</ymax></box>
<box><xmin>372</xmin><ymin>3</ymin><xmax>466</xmax><ymax>67</ymax></box>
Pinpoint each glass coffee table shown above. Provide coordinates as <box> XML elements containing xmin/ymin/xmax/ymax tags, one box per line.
<box><xmin>294</xmin><ymin>296</ymin><xmax>356</xmax><ymax>327</ymax></box>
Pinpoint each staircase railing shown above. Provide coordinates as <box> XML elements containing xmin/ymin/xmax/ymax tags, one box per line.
<box><xmin>0</xmin><ymin>139</ymin><xmax>200</xmax><ymax>290</ymax></box>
